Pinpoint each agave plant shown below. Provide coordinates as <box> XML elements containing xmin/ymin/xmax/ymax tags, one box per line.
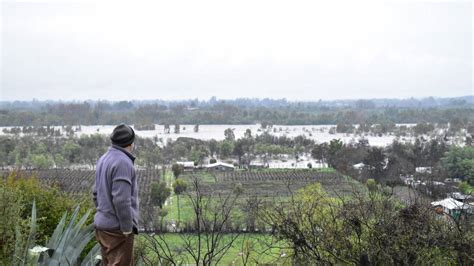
<box><xmin>80</xmin><ymin>243</ymin><xmax>101</xmax><ymax>266</ymax></box>
<box><xmin>43</xmin><ymin>205</ymin><xmax>95</xmax><ymax>265</ymax></box>
<box><xmin>11</xmin><ymin>202</ymin><xmax>100</xmax><ymax>265</ymax></box>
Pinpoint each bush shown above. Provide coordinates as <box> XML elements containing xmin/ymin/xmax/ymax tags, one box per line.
<box><xmin>0</xmin><ymin>172</ymin><xmax>92</xmax><ymax>262</ymax></box>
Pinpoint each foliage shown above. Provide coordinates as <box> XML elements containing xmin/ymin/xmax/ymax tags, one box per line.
<box><xmin>260</xmin><ymin>184</ymin><xmax>474</xmax><ymax>265</ymax></box>
<box><xmin>173</xmin><ymin>179</ymin><xmax>188</xmax><ymax>223</ymax></box>
<box><xmin>1</xmin><ymin>173</ymin><xmax>76</xmax><ymax>252</ymax></box>
<box><xmin>2</xmin><ymin>98</ymin><xmax>474</xmax><ymax>126</ymax></box>
<box><xmin>442</xmin><ymin>146</ymin><xmax>474</xmax><ymax>184</ymax></box>
<box><xmin>171</xmin><ymin>163</ymin><xmax>184</xmax><ymax>179</ymax></box>
<box><xmin>0</xmin><ymin>184</ymin><xmax>25</xmax><ymax>263</ymax></box>
<box><xmin>150</xmin><ymin>182</ymin><xmax>171</xmax><ymax>208</ymax></box>
<box><xmin>224</xmin><ymin>128</ymin><xmax>235</xmax><ymax>142</ymax></box>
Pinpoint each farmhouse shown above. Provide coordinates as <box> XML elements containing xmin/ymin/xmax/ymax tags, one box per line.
<box><xmin>431</xmin><ymin>198</ymin><xmax>473</xmax><ymax>219</ymax></box>
<box><xmin>205</xmin><ymin>162</ymin><xmax>235</xmax><ymax>171</ymax></box>
<box><xmin>177</xmin><ymin>161</ymin><xmax>195</xmax><ymax>171</ymax></box>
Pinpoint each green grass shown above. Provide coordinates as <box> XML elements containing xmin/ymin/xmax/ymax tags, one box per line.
<box><xmin>139</xmin><ymin>233</ymin><xmax>291</xmax><ymax>265</ymax></box>
<box><xmin>164</xmin><ymin>170</ymin><xmax>363</xmax><ymax>224</ymax></box>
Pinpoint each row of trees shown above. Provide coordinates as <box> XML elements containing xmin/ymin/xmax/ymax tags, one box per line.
<box><xmin>1</xmin><ymin>100</ymin><xmax>473</xmax><ymax>126</ymax></box>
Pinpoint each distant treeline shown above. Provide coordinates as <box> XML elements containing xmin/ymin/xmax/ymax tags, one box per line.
<box><xmin>0</xmin><ymin>96</ymin><xmax>473</xmax><ymax>126</ymax></box>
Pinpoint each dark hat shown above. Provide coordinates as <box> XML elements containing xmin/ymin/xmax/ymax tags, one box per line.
<box><xmin>110</xmin><ymin>124</ymin><xmax>135</xmax><ymax>147</ymax></box>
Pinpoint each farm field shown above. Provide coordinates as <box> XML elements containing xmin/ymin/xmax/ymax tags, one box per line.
<box><xmin>1</xmin><ymin>168</ymin><xmax>364</xmax><ymax>231</ymax></box>
<box><xmin>163</xmin><ymin>168</ymin><xmax>364</xmax><ymax>226</ymax></box>
<box><xmin>1</xmin><ymin>169</ymin><xmax>161</xmax><ymax>222</ymax></box>
<box><xmin>138</xmin><ymin>233</ymin><xmax>291</xmax><ymax>265</ymax></box>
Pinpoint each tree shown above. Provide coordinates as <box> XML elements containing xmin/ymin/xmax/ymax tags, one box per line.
<box><xmin>208</xmin><ymin>139</ymin><xmax>219</xmax><ymax>157</ymax></box>
<box><xmin>224</xmin><ymin>128</ymin><xmax>235</xmax><ymax>142</ymax></box>
<box><xmin>171</xmin><ymin>163</ymin><xmax>184</xmax><ymax>179</ymax></box>
<box><xmin>54</xmin><ymin>154</ymin><xmax>66</xmax><ymax>169</ymax></box>
<box><xmin>150</xmin><ymin>182</ymin><xmax>171</xmax><ymax>208</ymax></box>
<box><xmin>172</xmin><ymin>179</ymin><xmax>188</xmax><ymax>223</ymax></box>
<box><xmin>190</xmin><ymin>147</ymin><xmax>207</xmax><ymax>166</ymax></box>
<box><xmin>363</xmin><ymin>147</ymin><xmax>386</xmax><ymax>181</ymax></box>
<box><xmin>164</xmin><ymin>124</ymin><xmax>170</xmax><ymax>134</ymax></box>
<box><xmin>244</xmin><ymin>129</ymin><xmax>252</xmax><ymax>138</ymax></box>
<box><xmin>260</xmin><ymin>183</ymin><xmax>473</xmax><ymax>265</ymax></box>
<box><xmin>139</xmin><ymin>177</ymin><xmax>243</xmax><ymax>265</ymax></box>
<box><xmin>311</xmin><ymin>143</ymin><xmax>328</xmax><ymax>165</ymax></box>
<box><xmin>233</xmin><ymin>139</ymin><xmax>246</xmax><ymax>167</ymax></box>
<box><xmin>29</xmin><ymin>154</ymin><xmax>54</xmax><ymax>169</ymax></box>
<box><xmin>220</xmin><ymin>141</ymin><xmax>234</xmax><ymax>158</ymax></box>
<box><xmin>442</xmin><ymin>146</ymin><xmax>474</xmax><ymax>184</ymax></box>
<box><xmin>328</xmin><ymin>139</ymin><xmax>344</xmax><ymax>169</ymax></box>
<box><xmin>62</xmin><ymin>141</ymin><xmax>81</xmax><ymax>164</ymax></box>
<box><xmin>181</xmin><ymin>177</ymin><xmax>242</xmax><ymax>265</ymax></box>
<box><xmin>141</xmin><ymin>147</ymin><xmax>163</xmax><ymax>169</ymax></box>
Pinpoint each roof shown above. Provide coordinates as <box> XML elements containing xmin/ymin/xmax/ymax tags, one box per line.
<box><xmin>416</xmin><ymin>167</ymin><xmax>432</xmax><ymax>173</ymax></box>
<box><xmin>177</xmin><ymin>161</ymin><xmax>195</xmax><ymax>167</ymax></box>
<box><xmin>450</xmin><ymin>192</ymin><xmax>473</xmax><ymax>200</ymax></box>
<box><xmin>431</xmin><ymin>198</ymin><xmax>472</xmax><ymax>210</ymax></box>
<box><xmin>205</xmin><ymin>162</ymin><xmax>235</xmax><ymax>168</ymax></box>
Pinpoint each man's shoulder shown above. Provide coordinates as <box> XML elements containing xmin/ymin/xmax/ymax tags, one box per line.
<box><xmin>98</xmin><ymin>149</ymin><xmax>130</xmax><ymax>167</ymax></box>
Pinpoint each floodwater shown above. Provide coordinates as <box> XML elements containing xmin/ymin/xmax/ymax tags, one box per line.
<box><xmin>0</xmin><ymin>124</ymin><xmax>423</xmax><ymax>147</ymax></box>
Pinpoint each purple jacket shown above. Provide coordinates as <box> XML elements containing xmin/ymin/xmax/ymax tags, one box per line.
<box><xmin>93</xmin><ymin>145</ymin><xmax>139</xmax><ymax>233</ymax></box>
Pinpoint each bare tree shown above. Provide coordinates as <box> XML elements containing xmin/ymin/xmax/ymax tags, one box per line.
<box><xmin>139</xmin><ymin>175</ymin><xmax>244</xmax><ymax>265</ymax></box>
<box><xmin>180</xmin><ymin>176</ymin><xmax>242</xmax><ymax>265</ymax></box>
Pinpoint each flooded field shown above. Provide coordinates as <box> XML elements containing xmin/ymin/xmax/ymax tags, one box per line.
<box><xmin>0</xmin><ymin>124</ymin><xmax>424</xmax><ymax>146</ymax></box>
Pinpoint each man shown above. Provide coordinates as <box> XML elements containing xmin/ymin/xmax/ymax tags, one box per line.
<box><xmin>93</xmin><ymin>124</ymin><xmax>139</xmax><ymax>265</ymax></box>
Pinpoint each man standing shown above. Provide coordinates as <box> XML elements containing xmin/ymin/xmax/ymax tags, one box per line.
<box><xmin>93</xmin><ymin>124</ymin><xmax>139</xmax><ymax>265</ymax></box>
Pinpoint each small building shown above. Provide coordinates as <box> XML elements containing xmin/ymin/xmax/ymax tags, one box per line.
<box><xmin>353</xmin><ymin>163</ymin><xmax>365</xmax><ymax>172</ymax></box>
<box><xmin>177</xmin><ymin>161</ymin><xmax>195</xmax><ymax>171</ymax></box>
<box><xmin>205</xmin><ymin>162</ymin><xmax>235</xmax><ymax>171</ymax></box>
<box><xmin>249</xmin><ymin>162</ymin><xmax>267</xmax><ymax>169</ymax></box>
<box><xmin>431</xmin><ymin>198</ymin><xmax>473</xmax><ymax>219</ymax></box>
<box><xmin>415</xmin><ymin>167</ymin><xmax>432</xmax><ymax>174</ymax></box>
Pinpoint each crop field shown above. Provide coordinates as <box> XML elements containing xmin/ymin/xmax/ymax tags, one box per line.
<box><xmin>163</xmin><ymin>169</ymin><xmax>364</xmax><ymax>227</ymax></box>
<box><xmin>1</xmin><ymin>169</ymin><xmax>161</xmax><ymax>220</ymax></box>
<box><xmin>2</xmin><ymin>168</ymin><xmax>364</xmax><ymax>230</ymax></box>
<box><xmin>199</xmin><ymin>169</ymin><xmax>360</xmax><ymax>197</ymax></box>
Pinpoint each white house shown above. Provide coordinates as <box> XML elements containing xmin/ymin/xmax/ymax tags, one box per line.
<box><xmin>205</xmin><ymin>162</ymin><xmax>235</xmax><ymax>171</ymax></box>
<box><xmin>177</xmin><ymin>161</ymin><xmax>195</xmax><ymax>171</ymax></box>
<box><xmin>353</xmin><ymin>163</ymin><xmax>365</xmax><ymax>170</ymax></box>
<box><xmin>431</xmin><ymin>198</ymin><xmax>473</xmax><ymax>218</ymax></box>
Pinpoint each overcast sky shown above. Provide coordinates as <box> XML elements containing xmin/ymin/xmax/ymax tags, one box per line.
<box><xmin>1</xmin><ymin>0</ymin><xmax>472</xmax><ymax>101</ymax></box>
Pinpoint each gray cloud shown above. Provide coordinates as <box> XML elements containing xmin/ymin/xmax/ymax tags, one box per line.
<box><xmin>1</xmin><ymin>1</ymin><xmax>472</xmax><ymax>101</ymax></box>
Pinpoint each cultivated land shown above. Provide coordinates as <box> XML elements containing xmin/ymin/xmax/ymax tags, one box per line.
<box><xmin>1</xmin><ymin>168</ymin><xmax>362</xmax><ymax>226</ymax></box>
<box><xmin>0</xmin><ymin>169</ymin><xmax>161</xmax><ymax>220</ymax></box>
